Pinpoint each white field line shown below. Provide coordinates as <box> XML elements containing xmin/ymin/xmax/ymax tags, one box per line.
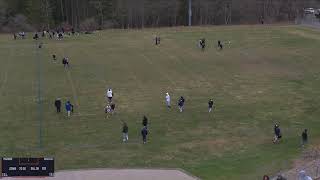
<box><xmin>0</xmin><ymin>67</ymin><xmax>8</xmax><ymax>94</ymax></box>
<box><xmin>0</xmin><ymin>46</ymin><xmax>12</xmax><ymax>95</ymax></box>
<box><xmin>140</xmin><ymin>53</ymin><xmax>176</xmax><ymax>86</ymax></box>
<box><xmin>65</xmin><ymin>69</ymin><xmax>81</xmax><ymax>116</ymax></box>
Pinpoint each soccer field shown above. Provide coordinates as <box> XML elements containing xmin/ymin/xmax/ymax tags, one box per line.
<box><xmin>1</xmin><ymin>25</ymin><xmax>320</xmax><ymax>179</ymax></box>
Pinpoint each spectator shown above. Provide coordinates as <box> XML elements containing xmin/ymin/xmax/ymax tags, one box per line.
<box><xmin>263</xmin><ymin>175</ymin><xmax>270</xmax><ymax>180</ymax></box>
<box><xmin>299</xmin><ymin>170</ymin><xmax>312</xmax><ymax>180</ymax></box>
<box><xmin>260</xmin><ymin>16</ymin><xmax>265</xmax><ymax>24</ymax></box>
<box><xmin>276</xmin><ymin>175</ymin><xmax>287</xmax><ymax>180</ymax></box>
<box><xmin>58</xmin><ymin>33</ymin><xmax>63</xmax><ymax>40</ymax></box>
<box><xmin>72</xmin><ymin>28</ymin><xmax>75</xmax><ymax>35</ymax></box>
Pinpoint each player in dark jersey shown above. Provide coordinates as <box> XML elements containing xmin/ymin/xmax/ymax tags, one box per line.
<box><xmin>273</xmin><ymin>124</ymin><xmax>281</xmax><ymax>143</ymax></box>
<box><xmin>62</xmin><ymin>57</ymin><xmax>69</xmax><ymax>68</ymax></box>
<box><xmin>199</xmin><ymin>38</ymin><xmax>206</xmax><ymax>51</ymax></box>
<box><xmin>218</xmin><ymin>40</ymin><xmax>223</xmax><ymax>50</ymax></box>
<box><xmin>155</xmin><ymin>36</ymin><xmax>160</xmax><ymax>45</ymax></box>
<box><xmin>178</xmin><ymin>96</ymin><xmax>185</xmax><ymax>112</ymax></box>
<box><xmin>208</xmin><ymin>99</ymin><xmax>214</xmax><ymax>113</ymax></box>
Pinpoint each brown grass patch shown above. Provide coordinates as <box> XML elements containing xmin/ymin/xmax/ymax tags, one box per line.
<box><xmin>288</xmin><ymin>30</ymin><xmax>320</xmax><ymax>41</ymax></box>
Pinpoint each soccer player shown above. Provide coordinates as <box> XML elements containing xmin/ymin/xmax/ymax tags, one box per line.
<box><xmin>218</xmin><ymin>40</ymin><xmax>223</xmax><ymax>50</ymax></box>
<box><xmin>273</xmin><ymin>124</ymin><xmax>281</xmax><ymax>143</ymax></box>
<box><xmin>178</xmin><ymin>96</ymin><xmax>185</xmax><ymax>112</ymax></box>
<box><xmin>110</xmin><ymin>103</ymin><xmax>115</xmax><ymax>114</ymax></box>
<box><xmin>155</xmin><ymin>36</ymin><xmax>160</xmax><ymax>45</ymax></box>
<box><xmin>52</xmin><ymin>54</ymin><xmax>57</xmax><ymax>62</ymax></box>
<box><xmin>165</xmin><ymin>92</ymin><xmax>171</xmax><ymax>108</ymax></box>
<box><xmin>141</xmin><ymin>126</ymin><xmax>148</xmax><ymax>144</ymax></box>
<box><xmin>33</xmin><ymin>33</ymin><xmax>39</xmax><ymax>40</ymax></box>
<box><xmin>106</xmin><ymin>88</ymin><xmax>113</xmax><ymax>102</ymax></box>
<box><xmin>105</xmin><ymin>104</ymin><xmax>111</xmax><ymax>114</ymax></box>
<box><xmin>208</xmin><ymin>99</ymin><xmax>214</xmax><ymax>112</ymax></box>
<box><xmin>199</xmin><ymin>38</ymin><xmax>206</xmax><ymax>51</ymax></box>
<box><xmin>302</xmin><ymin>129</ymin><xmax>308</xmax><ymax>147</ymax></box>
<box><xmin>62</xmin><ymin>57</ymin><xmax>69</xmax><ymax>68</ymax></box>
<box><xmin>198</xmin><ymin>39</ymin><xmax>202</xmax><ymax>49</ymax></box>
<box><xmin>20</xmin><ymin>32</ymin><xmax>26</xmax><ymax>39</ymax></box>
<box><xmin>122</xmin><ymin>123</ymin><xmax>129</xmax><ymax>142</ymax></box>
<box><xmin>54</xmin><ymin>98</ymin><xmax>61</xmax><ymax>113</ymax></box>
<box><xmin>142</xmin><ymin>116</ymin><xmax>148</xmax><ymax>127</ymax></box>
<box><xmin>65</xmin><ymin>101</ymin><xmax>72</xmax><ymax>117</ymax></box>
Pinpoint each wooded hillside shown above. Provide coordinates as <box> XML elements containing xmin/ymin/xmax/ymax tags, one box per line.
<box><xmin>0</xmin><ymin>0</ymin><xmax>317</xmax><ymax>32</ymax></box>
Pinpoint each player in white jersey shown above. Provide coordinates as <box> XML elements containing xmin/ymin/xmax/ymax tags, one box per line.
<box><xmin>165</xmin><ymin>92</ymin><xmax>171</xmax><ymax>108</ymax></box>
<box><xmin>106</xmin><ymin>88</ymin><xmax>113</xmax><ymax>102</ymax></box>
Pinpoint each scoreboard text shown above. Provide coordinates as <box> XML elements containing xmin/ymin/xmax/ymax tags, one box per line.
<box><xmin>1</xmin><ymin>157</ymin><xmax>54</xmax><ymax>177</ymax></box>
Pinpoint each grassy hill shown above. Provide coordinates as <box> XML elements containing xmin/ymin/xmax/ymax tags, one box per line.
<box><xmin>1</xmin><ymin>25</ymin><xmax>320</xmax><ymax>179</ymax></box>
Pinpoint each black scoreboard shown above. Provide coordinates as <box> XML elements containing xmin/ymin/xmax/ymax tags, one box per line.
<box><xmin>1</xmin><ymin>157</ymin><xmax>54</xmax><ymax>177</ymax></box>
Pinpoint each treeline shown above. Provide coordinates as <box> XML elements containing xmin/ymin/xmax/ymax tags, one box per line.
<box><xmin>0</xmin><ymin>0</ymin><xmax>318</xmax><ymax>32</ymax></box>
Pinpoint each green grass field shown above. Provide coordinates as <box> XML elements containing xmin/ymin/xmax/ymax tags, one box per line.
<box><xmin>1</xmin><ymin>25</ymin><xmax>320</xmax><ymax>179</ymax></box>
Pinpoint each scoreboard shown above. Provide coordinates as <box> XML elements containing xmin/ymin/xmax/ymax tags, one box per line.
<box><xmin>1</xmin><ymin>158</ymin><xmax>54</xmax><ymax>177</ymax></box>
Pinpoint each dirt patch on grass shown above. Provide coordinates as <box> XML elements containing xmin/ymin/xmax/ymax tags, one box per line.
<box><xmin>177</xmin><ymin>138</ymin><xmax>244</xmax><ymax>157</ymax></box>
<box><xmin>236</xmin><ymin>48</ymin><xmax>302</xmax><ymax>78</ymax></box>
<box><xmin>273</xmin><ymin>145</ymin><xmax>320</xmax><ymax>179</ymax></box>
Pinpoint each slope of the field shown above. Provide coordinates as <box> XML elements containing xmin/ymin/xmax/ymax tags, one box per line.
<box><xmin>1</xmin><ymin>25</ymin><xmax>320</xmax><ymax>180</ymax></box>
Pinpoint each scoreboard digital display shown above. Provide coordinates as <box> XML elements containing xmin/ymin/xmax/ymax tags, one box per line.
<box><xmin>1</xmin><ymin>157</ymin><xmax>54</xmax><ymax>177</ymax></box>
